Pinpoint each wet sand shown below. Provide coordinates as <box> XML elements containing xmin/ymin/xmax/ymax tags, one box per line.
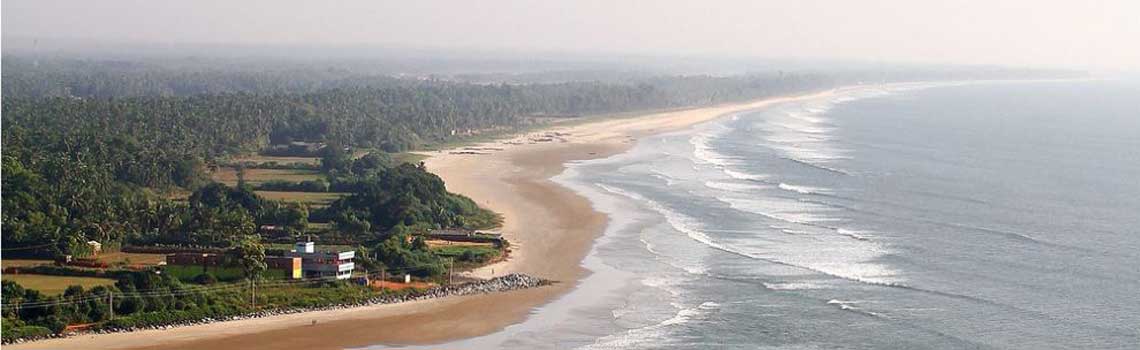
<box><xmin>8</xmin><ymin>90</ymin><xmax>834</xmax><ymax>350</ymax></box>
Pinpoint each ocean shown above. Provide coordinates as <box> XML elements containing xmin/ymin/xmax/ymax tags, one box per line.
<box><xmin>417</xmin><ymin>80</ymin><xmax>1140</xmax><ymax>349</ymax></box>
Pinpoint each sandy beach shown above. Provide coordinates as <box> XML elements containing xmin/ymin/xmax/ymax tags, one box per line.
<box><xmin>9</xmin><ymin>90</ymin><xmax>834</xmax><ymax>350</ymax></box>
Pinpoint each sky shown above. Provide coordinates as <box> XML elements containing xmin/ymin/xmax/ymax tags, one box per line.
<box><xmin>3</xmin><ymin>0</ymin><xmax>1139</xmax><ymax>70</ymax></box>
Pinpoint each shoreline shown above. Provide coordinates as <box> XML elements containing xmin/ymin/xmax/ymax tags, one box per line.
<box><xmin>7</xmin><ymin>90</ymin><xmax>836</xmax><ymax>350</ymax></box>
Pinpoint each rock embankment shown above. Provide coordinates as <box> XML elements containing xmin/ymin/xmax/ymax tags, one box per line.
<box><xmin>2</xmin><ymin>273</ymin><xmax>550</xmax><ymax>345</ymax></box>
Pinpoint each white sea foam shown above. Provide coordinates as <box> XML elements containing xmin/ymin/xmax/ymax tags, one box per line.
<box><xmin>660</xmin><ymin>303</ymin><xmax>701</xmax><ymax>326</ymax></box>
<box><xmin>754</xmin><ymin>100</ymin><xmax>855</xmax><ymax>176</ymax></box>
<box><xmin>784</xmin><ymin>111</ymin><xmax>829</xmax><ymax>125</ymax></box>
<box><xmin>639</xmin><ymin>275</ymin><xmax>689</xmax><ymax>298</ymax></box>
<box><xmin>704</xmin><ymin>180</ymin><xmax>767</xmax><ymax>192</ymax></box>
<box><xmin>768</xmin><ymin>144</ymin><xmax>850</xmax><ymax>161</ymax></box>
<box><xmin>804</xmin><ymin>106</ymin><xmax>830</xmax><ymax>114</ymax></box>
<box><xmin>778</xmin><ymin>182</ymin><xmax>831</xmax><ymax>195</ymax></box>
<box><xmin>768</xmin><ymin>121</ymin><xmax>834</xmax><ymax>134</ymax></box>
<box><xmin>716</xmin><ymin>196</ymin><xmax>842</xmax><ymax>226</ymax></box>
<box><xmin>778</xmin><ymin>155</ymin><xmax>852</xmax><ymax>175</ymax></box>
<box><xmin>597</xmin><ymin>183</ymin><xmax>734</xmax><ymax>266</ymax></box>
<box><xmin>598</xmin><ymin>183</ymin><xmax>711</xmax><ymax>275</ymax></box>
<box><xmin>826</xmin><ymin>299</ymin><xmax>884</xmax><ymax>317</ymax></box>
<box><xmin>698</xmin><ymin>301</ymin><xmax>720</xmax><ymax>310</ymax></box>
<box><xmin>763</xmin><ymin>281</ymin><xmax>827</xmax><ymax>290</ymax></box>
<box><xmin>836</xmin><ymin>228</ymin><xmax>873</xmax><ymax>241</ymax></box>
<box><xmin>625</xmin><ymin>184</ymin><xmax>893</xmax><ymax>288</ymax></box>
<box><xmin>689</xmin><ymin>125</ymin><xmax>779</xmax><ymax>183</ymax></box>
<box><xmin>689</xmin><ymin>130</ymin><xmax>735</xmax><ymax>168</ymax></box>
<box><xmin>649</xmin><ymin>170</ymin><xmax>679</xmax><ymax>187</ymax></box>
<box><xmin>702</xmin><ymin>193</ymin><xmax>902</xmax><ymax>286</ymax></box>
<box><xmin>723</xmin><ymin>168</ymin><xmax>767</xmax><ymax>181</ymax></box>
<box><xmin>780</xmin><ymin>229</ymin><xmax>812</xmax><ymax>235</ymax></box>
<box><xmin>580</xmin><ymin>300</ymin><xmax>716</xmax><ymax>349</ymax></box>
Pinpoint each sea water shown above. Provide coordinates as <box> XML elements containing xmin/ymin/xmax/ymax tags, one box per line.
<box><xmin>401</xmin><ymin>80</ymin><xmax>1140</xmax><ymax>349</ymax></box>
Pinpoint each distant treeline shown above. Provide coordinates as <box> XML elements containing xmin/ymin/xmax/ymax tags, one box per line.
<box><xmin>2</xmin><ymin>58</ymin><xmax>838</xmax><ymax>191</ymax></box>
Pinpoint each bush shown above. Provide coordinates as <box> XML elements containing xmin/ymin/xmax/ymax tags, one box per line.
<box><xmin>1</xmin><ymin>325</ymin><xmax>53</xmax><ymax>340</ymax></box>
<box><xmin>460</xmin><ymin>250</ymin><xmax>478</xmax><ymax>262</ymax></box>
<box><xmin>433</xmin><ymin>245</ymin><xmax>500</xmax><ymax>264</ymax></box>
<box><xmin>254</xmin><ymin>179</ymin><xmax>328</xmax><ymax>192</ymax></box>
<box><xmin>193</xmin><ymin>273</ymin><xmax>218</xmax><ymax>285</ymax></box>
<box><xmin>373</xmin><ymin>234</ymin><xmax>449</xmax><ymax>277</ymax></box>
<box><xmin>42</xmin><ymin>316</ymin><xmax>67</xmax><ymax>334</ymax></box>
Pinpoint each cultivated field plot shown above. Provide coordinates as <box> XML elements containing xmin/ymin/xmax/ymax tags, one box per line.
<box><xmin>254</xmin><ymin>191</ymin><xmax>347</xmax><ymax>206</ymax></box>
<box><xmin>425</xmin><ymin>240</ymin><xmax>495</xmax><ymax>248</ymax></box>
<box><xmin>96</xmin><ymin>252</ymin><xmax>166</xmax><ymax>266</ymax></box>
<box><xmin>212</xmin><ymin>168</ymin><xmax>324</xmax><ymax>186</ymax></box>
<box><xmin>231</xmin><ymin>155</ymin><xmax>321</xmax><ymax>166</ymax></box>
<box><xmin>1</xmin><ymin>259</ymin><xmax>52</xmax><ymax>270</ymax></box>
<box><xmin>1</xmin><ymin>275</ymin><xmax>118</xmax><ymax>295</ymax></box>
<box><xmin>266</xmin><ymin>243</ymin><xmax>355</xmax><ymax>251</ymax></box>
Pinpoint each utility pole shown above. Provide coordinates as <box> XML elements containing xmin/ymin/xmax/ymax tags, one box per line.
<box><xmin>448</xmin><ymin>258</ymin><xmax>454</xmax><ymax>285</ymax></box>
<box><xmin>108</xmin><ymin>293</ymin><xmax>114</xmax><ymax>320</ymax></box>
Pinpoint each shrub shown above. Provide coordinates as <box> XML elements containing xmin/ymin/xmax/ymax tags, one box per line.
<box><xmin>1</xmin><ymin>325</ymin><xmax>53</xmax><ymax>340</ymax></box>
<box><xmin>193</xmin><ymin>273</ymin><xmax>218</xmax><ymax>285</ymax></box>
<box><xmin>460</xmin><ymin>250</ymin><xmax>478</xmax><ymax>262</ymax></box>
<box><xmin>42</xmin><ymin>316</ymin><xmax>67</xmax><ymax>334</ymax></box>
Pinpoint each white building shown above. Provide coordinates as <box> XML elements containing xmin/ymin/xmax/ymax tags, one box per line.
<box><xmin>285</xmin><ymin>242</ymin><xmax>355</xmax><ymax>280</ymax></box>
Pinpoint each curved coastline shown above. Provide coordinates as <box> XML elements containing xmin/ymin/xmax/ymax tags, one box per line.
<box><xmin>5</xmin><ymin>90</ymin><xmax>836</xmax><ymax>350</ymax></box>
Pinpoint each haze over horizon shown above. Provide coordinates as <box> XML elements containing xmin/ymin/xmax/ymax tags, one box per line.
<box><xmin>3</xmin><ymin>0</ymin><xmax>1139</xmax><ymax>71</ymax></box>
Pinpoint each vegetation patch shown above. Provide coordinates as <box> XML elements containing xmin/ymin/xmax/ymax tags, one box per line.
<box><xmin>432</xmin><ymin>245</ymin><xmax>502</xmax><ymax>266</ymax></box>
<box><xmin>0</xmin><ymin>259</ymin><xmax>52</xmax><ymax>270</ymax></box>
<box><xmin>212</xmin><ymin>168</ymin><xmax>324</xmax><ymax>186</ymax></box>
<box><xmin>231</xmin><ymin>155</ymin><xmax>321</xmax><ymax>166</ymax></box>
<box><xmin>94</xmin><ymin>252</ymin><xmax>167</xmax><ymax>267</ymax></box>
<box><xmin>162</xmin><ymin>265</ymin><xmax>246</xmax><ymax>282</ymax></box>
<box><xmin>253</xmin><ymin>191</ymin><xmax>346</xmax><ymax>206</ymax></box>
<box><xmin>0</xmin><ymin>275</ymin><xmax>117</xmax><ymax>296</ymax></box>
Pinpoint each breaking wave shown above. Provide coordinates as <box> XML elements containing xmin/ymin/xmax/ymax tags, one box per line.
<box><xmin>704</xmin><ymin>180</ymin><xmax>768</xmax><ymax>192</ymax></box>
<box><xmin>597</xmin><ymin>183</ymin><xmax>902</xmax><ymax>288</ymax></box>
<box><xmin>778</xmin><ymin>182</ymin><xmax>831</xmax><ymax>195</ymax></box>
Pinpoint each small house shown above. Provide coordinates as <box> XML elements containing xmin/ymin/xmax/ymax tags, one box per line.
<box><xmin>86</xmin><ymin>240</ymin><xmax>103</xmax><ymax>256</ymax></box>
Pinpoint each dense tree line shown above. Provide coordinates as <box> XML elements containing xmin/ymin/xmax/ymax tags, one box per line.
<box><xmin>0</xmin><ymin>154</ymin><xmax>305</xmax><ymax>257</ymax></box>
<box><xmin>0</xmin><ymin>55</ymin><xmax>412</xmax><ymax>98</ymax></box>
<box><xmin>2</xmin><ymin>63</ymin><xmax>836</xmax><ymax>191</ymax></box>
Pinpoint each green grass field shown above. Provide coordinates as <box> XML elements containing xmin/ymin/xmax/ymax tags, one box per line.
<box><xmin>212</xmin><ymin>168</ymin><xmax>324</xmax><ymax>186</ymax></box>
<box><xmin>95</xmin><ymin>252</ymin><xmax>166</xmax><ymax>266</ymax></box>
<box><xmin>266</xmin><ymin>243</ymin><xmax>355</xmax><ymax>252</ymax></box>
<box><xmin>254</xmin><ymin>191</ymin><xmax>347</xmax><ymax>206</ymax></box>
<box><xmin>231</xmin><ymin>155</ymin><xmax>321</xmax><ymax>165</ymax></box>
<box><xmin>1</xmin><ymin>274</ymin><xmax>118</xmax><ymax>295</ymax></box>
<box><xmin>0</xmin><ymin>259</ymin><xmax>52</xmax><ymax>270</ymax></box>
<box><xmin>431</xmin><ymin>245</ymin><xmax>502</xmax><ymax>268</ymax></box>
<box><xmin>0</xmin><ymin>252</ymin><xmax>165</xmax><ymax>271</ymax></box>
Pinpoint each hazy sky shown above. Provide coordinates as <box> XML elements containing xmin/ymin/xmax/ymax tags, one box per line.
<box><xmin>4</xmin><ymin>0</ymin><xmax>1139</xmax><ymax>70</ymax></box>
